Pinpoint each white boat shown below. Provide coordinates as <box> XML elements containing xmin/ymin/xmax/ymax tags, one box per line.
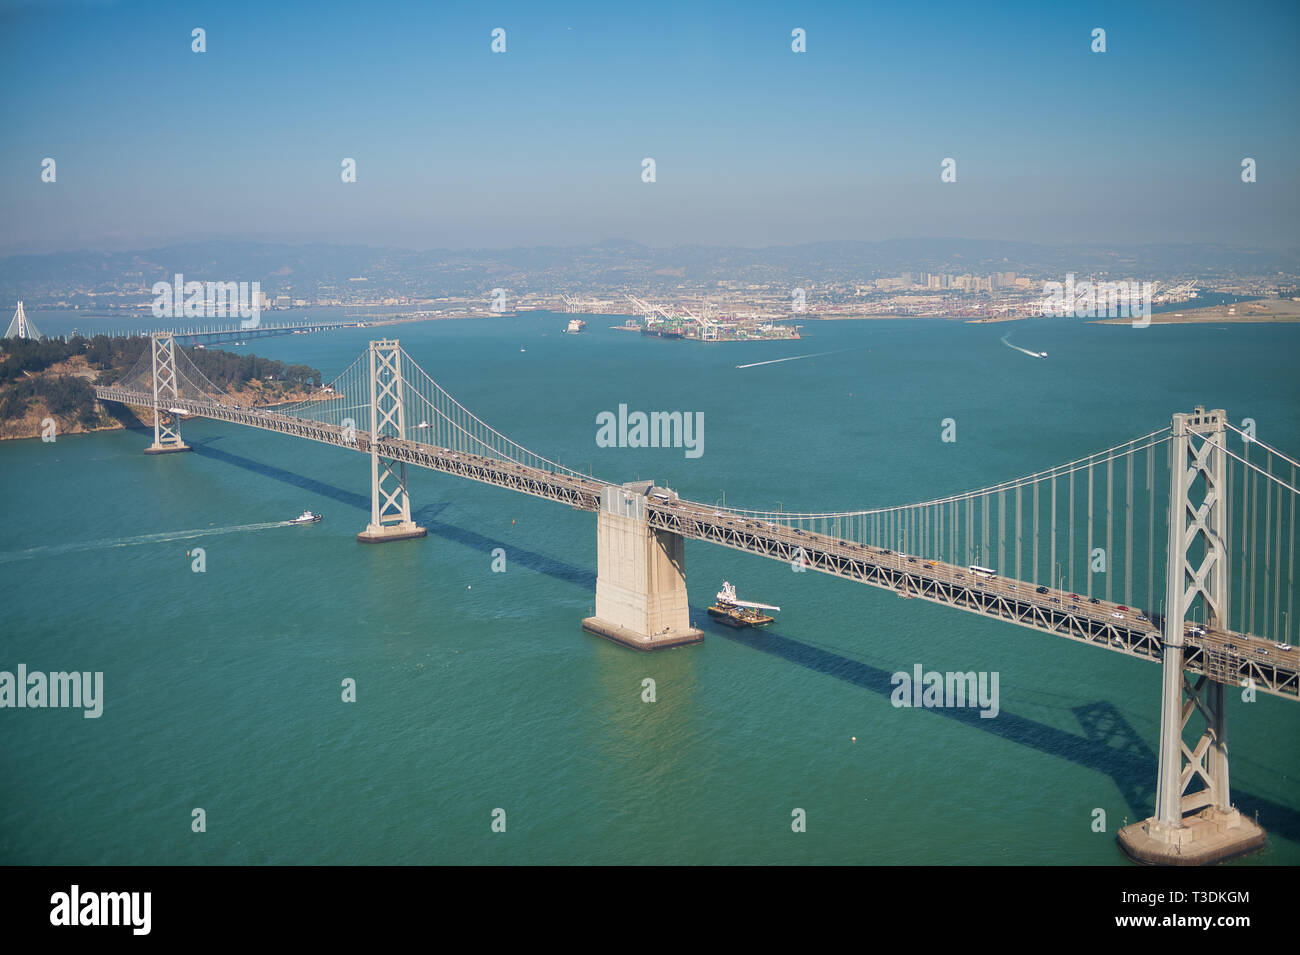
<box><xmin>290</xmin><ymin>510</ymin><xmax>322</xmax><ymax>525</ymax></box>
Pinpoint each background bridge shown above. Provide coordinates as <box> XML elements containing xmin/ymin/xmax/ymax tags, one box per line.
<box><xmin>95</xmin><ymin>332</ymin><xmax>1300</xmax><ymax>865</ymax></box>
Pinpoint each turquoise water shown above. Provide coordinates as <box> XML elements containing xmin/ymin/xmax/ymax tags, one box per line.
<box><xmin>2</xmin><ymin>313</ymin><xmax>1298</xmax><ymax>864</ymax></box>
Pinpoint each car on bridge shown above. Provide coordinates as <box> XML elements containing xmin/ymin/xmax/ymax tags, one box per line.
<box><xmin>1036</xmin><ymin>586</ymin><xmax>1049</xmax><ymax>594</ymax></box>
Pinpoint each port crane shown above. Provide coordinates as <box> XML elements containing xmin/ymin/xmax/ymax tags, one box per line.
<box><xmin>678</xmin><ymin>306</ymin><xmax>719</xmax><ymax>340</ymax></box>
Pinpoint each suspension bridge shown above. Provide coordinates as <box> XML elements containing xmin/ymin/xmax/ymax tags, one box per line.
<box><xmin>94</xmin><ymin>332</ymin><xmax>1299</xmax><ymax>865</ymax></box>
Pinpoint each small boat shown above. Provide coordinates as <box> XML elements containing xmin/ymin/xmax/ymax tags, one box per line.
<box><xmin>290</xmin><ymin>510</ymin><xmax>322</xmax><ymax>525</ymax></box>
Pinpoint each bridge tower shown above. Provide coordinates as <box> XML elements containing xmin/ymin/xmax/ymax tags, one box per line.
<box><xmin>1118</xmin><ymin>407</ymin><xmax>1265</xmax><ymax>864</ymax></box>
<box><xmin>357</xmin><ymin>339</ymin><xmax>426</xmax><ymax>543</ymax></box>
<box><xmin>582</xmin><ymin>481</ymin><xmax>703</xmax><ymax>650</ymax></box>
<box><xmin>143</xmin><ymin>332</ymin><xmax>191</xmax><ymax>455</ymax></box>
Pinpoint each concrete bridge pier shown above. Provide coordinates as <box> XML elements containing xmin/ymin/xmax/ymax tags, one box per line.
<box><xmin>582</xmin><ymin>481</ymin><xmax>703</xmax><ymax>651</ymax></box>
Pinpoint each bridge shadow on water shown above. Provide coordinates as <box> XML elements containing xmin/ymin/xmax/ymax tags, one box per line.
<box><xmin>704</xmin><ymin>618</ymin><xmax>1300</xmax><ymax>845</ymax></box>
<box><xmin>190</xmin><ymin>436</ymin><xmax>1298</xmax><ymax>845</ymax></box>
<box><xmin>189</xmin><ymin>437</ymin><xmax>595</xmax><ymax>590</ymax></box>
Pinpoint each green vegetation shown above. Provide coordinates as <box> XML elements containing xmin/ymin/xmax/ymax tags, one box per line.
<box><xmin>0</xmin><ymin>374</ymin><xmax>97</xmax><ymax>426</ymax></box>
<box><xmin>189</xmin><ymin>351</ymin><xmax>321</xmax><ymax>391</ymax></box>
<box><xmin>0</xmin><ymin>335</ymin><xmax>323</xmax><ymax>437</ymax></box>
<box><xmin>0</xmin><ymin>335</ymin><xmax>147</xmax><ymax>386</ymax></box>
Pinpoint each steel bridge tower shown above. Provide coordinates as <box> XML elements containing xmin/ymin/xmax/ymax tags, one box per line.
<box><xmin>143</xmin><ymin>333</ymin><xmax>191</xmax><ymax>455</ymax></box>
<box><xmin>357</xmin><ymin>339</ymin><xmax>426</xmax><ymax>543</ymax></box>
<box><xmin>1118</xmin><ymin>407</ymin><xmax>1265</xmax><ymax>864</ymax></box>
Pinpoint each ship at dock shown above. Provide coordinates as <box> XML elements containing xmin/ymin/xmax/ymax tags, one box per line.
<box><xmin>623</xmin><ymin>295</ymin><xmax>800</xmax><ymax>342</ymax></box>
<box><xmin>707</xmin><ymin>581</ymin><xmax>781</xmax><ymax>628</ymax></box>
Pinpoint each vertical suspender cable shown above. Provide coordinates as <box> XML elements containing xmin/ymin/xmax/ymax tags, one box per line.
<box><xmin>1126</xmin><ymin>450</ymin><xmax>1134</xmax><ymax>609</ymax></box>
<box><xmin>1008</xmin><ymin>485</ymin><xmax>1019</xmax><ymax>582</ymax></box>
<box><xmin>1263</xmin><ymin>455</ymin><xmax>1272</xmax><ymax>637</ymax></box>
<box><xmin>1049</xmin><ymin>474</ymin><xmax>1056</xmax><ymax>591</ymax></box>
<box><xmin>1087</xmin><ymin>458</ymin><xmax>1094</xmax><ymax>599</ymax></box>
<box><xmin>998</xmin><ymin>490</ymin><xmax>1006</xmax><ymax>575</ymax></box>
<box><xmin>1147</xmin><ymin>444</ymin><xmax>1155</xmax><ymax>619</ymax></box>
<box><xmin>1289</xmin><ymin>463</ymin><xmax>1295</xmax><ymax>645</ymax></box>
<box><xmin>1069</xmin><ymin>467</ymin><xmax>1075</xmax><ymax>594</ymax></box>
<box><xmin>1106</xmin><ymin>456</ymin><xmax>1114</xmax><ymax>603</ymax></box>
<box><xmin>1033</xmin><ymin>480</ymin><xmax>1040</xmax><ymax>586</ymax></box>
<box><xmin>1250</xmin><ymin>465</ymin><xmax>1258</xmax><ymax>634</ymax></box>
<box><xmin>1273</xmin><ymin>455</ymin><xmax>1282</xmax><ymax>640</ymax></box>
<box><xmin>983</xmin><ymin>494</ymin><xmax>989</xmax><ymax>569</ymax></box>
<box><xmin>1241</xmin><ymin>442</ymin><xmax>1250</xmax><ymax>625</ymax></box>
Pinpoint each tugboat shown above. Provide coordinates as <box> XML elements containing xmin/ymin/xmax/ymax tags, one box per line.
<box><xmin>289</xmin><ymin>510</ymin><xmax>322</xmax><ymax>525</ymax></box>
<box><xmin>707</xmin><ymin>581</ymin><xmax>780</xmax><ymax>628</ymax></box>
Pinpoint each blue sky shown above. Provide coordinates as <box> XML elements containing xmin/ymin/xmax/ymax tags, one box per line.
<box><xmin>1</xmin><ymin>0</ymin><xmax>1297</xmax><ymax>253</ymax></box>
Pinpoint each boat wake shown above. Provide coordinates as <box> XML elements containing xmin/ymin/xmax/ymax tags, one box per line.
<box><xmin>0</xmin><ymin>521</ymin><xmax>290</xmax><ymax>564</ymax></box>
<box><xmin>1001</xmin><ymin>333</ymin><xmax>1047</xmax><ymax>360</ymax></box>
<box><xmin>735</xmin><ymin>348</ymin><xmax>853</xmax><ymax>370</ymax></box>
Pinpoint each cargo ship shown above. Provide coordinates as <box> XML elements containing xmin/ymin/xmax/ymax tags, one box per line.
<box><xmin>707</xmin><ymin>581</ymin><xmax>781</xmax><ymax>628</ymax></box>
<box><xmin>564</xmin><ymin>318</ymin><xmax>586</xmax><ymax>334</ymax></box>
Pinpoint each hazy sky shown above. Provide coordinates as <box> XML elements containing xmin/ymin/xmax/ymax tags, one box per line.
<box><xmin>2</xmin><ymin>0</ymin><xmax>1297</xmax><ymax>253</ymax></box>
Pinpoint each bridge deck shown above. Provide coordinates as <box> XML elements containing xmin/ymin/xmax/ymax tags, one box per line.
<box><xmin>95</xmin><ymin>385</ymin><xmax>1299</xmax><ymax>701</ymax></box>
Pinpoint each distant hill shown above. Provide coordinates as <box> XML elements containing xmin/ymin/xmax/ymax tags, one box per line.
<box><xmin>2</xmin><ymin>238</ymin><xmax>1297</xmax><ymax>304</ymax></box>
